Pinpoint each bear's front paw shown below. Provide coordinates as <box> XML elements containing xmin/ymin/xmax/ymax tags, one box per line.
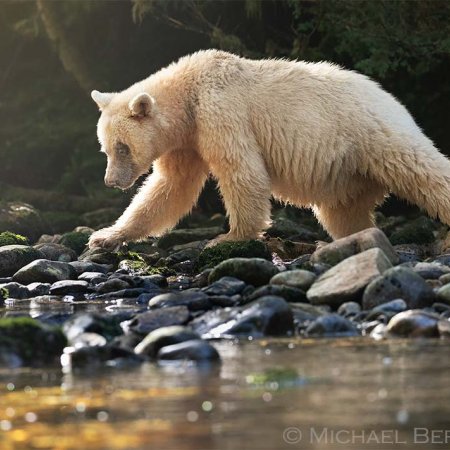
<box><xmin>88</xmin><ymin>227</ymin><xmax>126</xmax><ymax>251</ymax></box>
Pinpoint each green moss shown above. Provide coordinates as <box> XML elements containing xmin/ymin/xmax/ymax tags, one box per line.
<box><xmin>0</xmin><ymin>287</ymin><xmax>8</xmax><ymax>301</ymax></box>
<box><xmin>198</xmin><ymin>240</ymin><xmax>271</xmax><ymax>270</ymax></box>
<box><xmin>0</xmin><ymin>317</ymin><xmax>67</xmax><ymax>364</ymax></box>
<box><xmin>0</xmin><ymin>231</ymin><xmax>29</xmax><ymax>247</ymax></box>
<box><xmin>117</xmin><ymin>251</ymin><xmax>175</xmax><ymax>276</ymax></box>
<box><xmin>60</xmin><ymin>231</ymin><xmax>91</xmax><ymax>255</ymax></box>
<box><xmin>389</xmin><ymin>217</ymin><xmax>436</xmax><ymax>245</ymax></box>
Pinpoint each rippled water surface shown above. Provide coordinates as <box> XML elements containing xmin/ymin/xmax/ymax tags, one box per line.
<box><xmin>1</xmin><ymin>338</ymin><xmax>449</xmax><ymax>450</ymax></box>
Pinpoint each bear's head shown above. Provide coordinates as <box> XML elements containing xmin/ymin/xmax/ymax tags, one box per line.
<box><xmin>91</xmin><ymin>89</ymin><xmax>168</xmax><ymax>190</ymax></box>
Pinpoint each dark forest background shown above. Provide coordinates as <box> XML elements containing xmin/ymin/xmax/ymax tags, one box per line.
<box><xmin>0</xmin><ymin>0</ymin><xmax>449</xmax><ymax>232</ymax></box>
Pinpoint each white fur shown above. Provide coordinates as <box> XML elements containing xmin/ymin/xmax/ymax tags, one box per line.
<box><xmin>88</xmin><ymin>50</ymin><xmax>450</xmax><ymax>249</ymax></box>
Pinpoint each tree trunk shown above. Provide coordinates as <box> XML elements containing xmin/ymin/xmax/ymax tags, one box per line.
<box><xmin>36</xmin><ymin>0</ymin><xmax>95</xmax><ymax>93</ymax></box>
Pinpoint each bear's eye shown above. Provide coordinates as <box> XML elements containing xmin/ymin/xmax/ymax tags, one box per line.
<box><xmin>116</xmin><ymin>142</ymin><xmax>130</xmax><ymax>157</ymax></box>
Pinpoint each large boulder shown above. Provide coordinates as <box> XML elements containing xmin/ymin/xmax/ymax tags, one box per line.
<box><xmin>311</xmin><ymin>228</ymin><xmax>398</xmax><ymax>266</ymax></box>
<box><xmin>0</xmin><ymin>245</ymin><xmax>44</xmax><ymax>277</ymax></box>
<box><xmin>307</xmin><ymin>248</ymin><xmax>392</xmax><ymax>307</ymax></box>
<box><xmin>0</xmin><ymin>317</ymin><xmax>66</xmax><ymax>367</ymax></box>
<box><xmin>13</xmin><ymin>259</ymin><xmax>77</xmax><ymax>284</ymax></box>
<box><xmin>0</xmin><ymin>202</ymin><xmax>47</xmax><ymax>242</ymax></box>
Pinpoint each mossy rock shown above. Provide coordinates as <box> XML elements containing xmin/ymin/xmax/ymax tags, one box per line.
<box><xmin>0</xmin><ymin>317</ymin><xmax>67</xmax><ymax>366</ymax></box>
<box><xmin>59</xmin><ymin>231</ymin><xmax>91</xmax><ymax>255</ymax></box>
<box><xmin>0</xmin><ymin>231</ymin><xmax>29</xmax><ymax>247</ymax></box>
<box><xmin>0</xmin><ymin>202</ymin><xmax>48</xmax><ymax>242</ymax></box>
<box><xmin>198</xmin><ymin>240</ymin><xmax>271</xmax><ymax>270</ymax></box>
<box><xmin>117</xmin><ymin>252</ymin><xmax>176</xmax><ymax>276</ymax></box>
<box><xmin>389</xmin><ymin>217</ymin><xmax>437</xmax><ymax>245</ymax></box>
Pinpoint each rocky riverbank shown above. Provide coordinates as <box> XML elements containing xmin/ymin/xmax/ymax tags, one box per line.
<box><xmin>1</xmin><ymin>208</ymin><xmax>450</xmax><ymax>370</ymax></box>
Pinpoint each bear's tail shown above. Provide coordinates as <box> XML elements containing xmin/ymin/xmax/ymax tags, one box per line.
<box><xmin>370</xmin><ymin>134</ymin><xmax>450</xmax><ymax>226</ymax></box>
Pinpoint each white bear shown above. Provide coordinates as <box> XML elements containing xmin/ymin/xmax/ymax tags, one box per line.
<box><xmin>89</xmin><ymin>49</ymin><xmax>450</xmax><ymax>249</ymax></box>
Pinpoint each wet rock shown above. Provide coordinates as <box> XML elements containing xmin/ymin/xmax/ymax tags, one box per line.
<box><xmin>290</xmin><ymin>303</ymin><xmax>328</xmax><ymax>331</ymax></box>
<box><xmin>122</xmin><ymin>306</ymin><xmax>190</xmax><ymax>335</ymax></box>
<box><xmin>92</xmin><ymin>288</ymin><xmax>146</xmax><ymax>300</ymax></box>
<box><xmin>157</xmin><ymin>227</ymin><xmax>223</xmax><ymax>250</ymax></box>
<box><xmin>386</xmin><ymin>310</ymin><xmax>439</xmax><ymax>337</ymax></box>
<box><xmin>78</xmin><ymin>271</ymin><xmax>108</xmax><ymax>284</ymax></box>
<box><xmin>310</xmin><ymin>228</ymin><xmax>398</xmax><ymax>266</ymax></box>
<box><xmin>337</xmin><ymin>302</ymin><xmax>361</xmax><ymax>317</ymax></box>
<box><xmin>307</xmin><ymin>248</ymin><xmax>392</xmax><ymax>307</ymax></box>
<box><xmin>270</xmin><ymin>269</ymin><xmax>316</xmax><ymax>290</ymax></box>
<box><xmin>363</xmin><ymin>266</ymin><xmax>435</xmax><ymax>310</ymax></box>
<box><xmin>61</xmin><ymin>345</ymin><xmax>142</xmax><ymax>371</ymax></box>
<box><xmin>189</xmin><ymin>308</ymin><xmax>238</xmax><ymax>336</ymax></box>
<box><xmin>413</xmin><ymin>262</ymin><xmax>450</xmax><ymax>280</ymax></box>
<box><xmin>438</xmin><ymin>320</ymin><xmax>450</xmax><ymax>338</ymax></box>
<box><xmin>208</xmin><ymin>295</ymin><xmax>240</xmax><ymax>307</ymax></box>
<box><xmin>34</xmin><ymin>243</ymin><xmax>77</xmax><ymax>262</ymax></box>
<box><xmin>202</xmin><ymin>276</ymin><xmax>247</xmax><ymax>296</ymax></box>
<box><xmin>0</xmin><ymin>245</ymin><xmax>44</xmax><ymax>277</ymax></box>
<box><xmin>134</xmin><ymin>326</ymin><xmax>200</xmax><ymax>358</ymax></box>
<box><xmin>139</xmin><ymin>274</ymin><xmax>167</xmax><ymax>288</ymax></box>
<box><xmin>49</xmin><ymin>280</ymin><xmax>89</xmax><ymax>296</ymax></box>
<box><xmin>245</xmin><ymin>284</ymin><xmax>307</xmax><ymax>304</ymax></box>
<box><xmin>70</xmin><ymin>332</ymin><xmax>108</xmax><ymax>348</ymax></box>
<box><xmin>157</xmin><ymin>340</ymin><xmax>220</xmax><ymax>362</ymax></box>
<box><xmin>439</xmin><ymin>273</ymin><xmax>450</xmax><ymax>285</ymax></box>
<box><xmin>305</xmin><ymin>313</ymin><xmax>360</xmax><ymax>337</ymax></box>
<box><xmin>13</xmin><ymin>259</ymin><xmax>77</xmax><ymax>284</ymax></box>
<box><xmin>394</xmin><ymin>244</ymin><xmax>424</xmax><ymax>264</ymax></box>
<box><xmin>0</xmin><ymin>282</ymin><xmax>29</xmax><ymax>299</ymax></box>
<box><xmin>96</xmin><ymin>278</ymin><xmax>131</xmax><ymax>293</ymax></box>
<box><xmin>79</xmin><ymin>247</ymin><xmax>119</xmax><ymax>266</ymax></box>
<box><xmin>367</xmin><ymin>299</ymin><xmax>408</xmax><ymax>318</ymax></box>
<box><xmin>149</xmin><ymin>290</ymin><xmax>211</xmax><ymax>311</ymax></box>
<box><xmin>0</xmin><ymin>316</ymin><xmax>66</xmax><ymax>367</ymax></box>
<box><xmin>0</xmin><ymin>202</ymin><xmax>47</xmax><ymax>242</ymax></box>
<box><xmin>69</xmin><ymin>261</ymin><xmax>110</xmax><ymax>275</ymax></box>
<box><xmin>436</xmin><ymin>284</ymin><xmax>450</xmax><ymax>306</ymax></box>
<box><xmin>27</xmin><ymin>282</ymin><xmax>51</xmax><ymax>297</ymax></box>
<box><xmin>198</xmin><ymin>240</ymin><xmax>271</xmax><ymax>269</ymax></box>
<box><xmin>208</xmin><ymin>258</ymin><xmax>278</xmax><ymax>287</ymax></box>
<box><xmin>204</xmin><ymin>296</ymin><xmax>294</xmax><ymax>339</ymax></box>
<box><xmin>63</xmin><ymin>313</ymin><xmax>124</xmax><ymax>342</ymax></box>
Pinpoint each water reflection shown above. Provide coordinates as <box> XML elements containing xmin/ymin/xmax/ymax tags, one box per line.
<box><xmin>1</xmin><ymin>338</ymin><xmax>449</xmax><ymax>449</ymax></box>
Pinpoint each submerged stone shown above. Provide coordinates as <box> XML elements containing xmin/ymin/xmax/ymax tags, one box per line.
<box><xmin>134</xmin><ymin>326</ymin><xmax>200</xmax><ymax>358</ymax></box>
<box><xmin>157</xmin><ymin>340</ymin><xmax>220</xmax><ymax>362</ymax></box>
<box><xmin>305</xmin><ymin>313</ymin><xmax>360</xmax><ymax>337</ymax></box>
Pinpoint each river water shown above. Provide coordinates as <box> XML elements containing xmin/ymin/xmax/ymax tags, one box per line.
<box><xmin>1</xmin><ymin>338</ymin><xmax>449</xmax><ymax>450</ymax></box>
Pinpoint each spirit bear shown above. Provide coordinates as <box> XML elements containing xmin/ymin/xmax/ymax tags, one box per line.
<box><xmin>89</xmin><ymin>49</ymin><xmax>450</xmax><ymax>249</ymax></box>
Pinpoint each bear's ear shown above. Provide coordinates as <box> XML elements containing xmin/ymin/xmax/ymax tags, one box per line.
<box><xmin>129</xmin><ymin>93</ymin><xmax>155</xmax><ymax>118</ymax></box>
<box><xmin>91</xmin><ymin>90</ymin><xmax>115</xmax><ymax>111</ymax></box>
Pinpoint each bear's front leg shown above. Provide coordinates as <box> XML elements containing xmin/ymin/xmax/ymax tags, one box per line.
<box><xmin>209</xmin><ymin>151</ymin><xmax>272</xmax><ymax>246</ymax></box>
<box><xmin>88</xmin><ymin>149</ymin><xmax>208</xmax><ymax>250</ymax></box>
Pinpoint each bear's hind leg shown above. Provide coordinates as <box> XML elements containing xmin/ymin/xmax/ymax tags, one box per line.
<box><xmin>313</xmin><ymin>188</ymin><xmax>386</xmax><ymax>240</ymax></box>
